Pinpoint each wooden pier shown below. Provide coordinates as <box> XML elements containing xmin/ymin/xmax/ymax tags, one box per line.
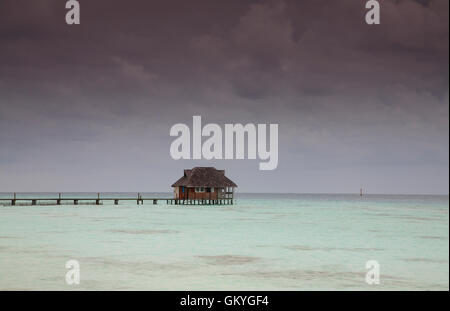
<box><xmin>0</xmin><ymin>193</ymin><xmax>234</xmax><ymax>206</ymax></box>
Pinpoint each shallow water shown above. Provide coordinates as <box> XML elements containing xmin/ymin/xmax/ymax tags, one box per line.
<box><xmin>0</xmin><ymin>193</ymin><xmax>448</xmax><ymax>290</ymax></box>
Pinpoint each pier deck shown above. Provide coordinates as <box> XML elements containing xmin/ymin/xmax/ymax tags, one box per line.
<box><xmin>0</xmin><ymin>193</ymin><xmax>234</xmax><ymax>206</ymax></box>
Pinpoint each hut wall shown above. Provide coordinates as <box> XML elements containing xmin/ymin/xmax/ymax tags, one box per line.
<box><xmin>183</xmin><ymin>187</ymin><xmax>219</xmax><ymax>200</ymax></box>
<box><xmin>174</xmin><ymin>187</ymin><xmax>235</xmax><ymax>200</ymax></box>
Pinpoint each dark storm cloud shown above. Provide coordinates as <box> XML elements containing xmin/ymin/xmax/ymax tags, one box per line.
<box><xmin>0</xmin><ymin>0</ymin><xmax>448</xmax><ymax>193</ymax></box>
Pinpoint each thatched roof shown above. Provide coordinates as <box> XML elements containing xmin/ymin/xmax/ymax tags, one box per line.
<box><xmin>171</xmin><ymin>167</ymin><xmax>237</xmax><ymax>188</ymax></box>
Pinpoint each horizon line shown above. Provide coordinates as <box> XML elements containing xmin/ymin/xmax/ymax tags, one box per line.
<box><xmin>0</xmin><ymin>191</ymin><xmax>448</xmax><ymax>196</ymax></box>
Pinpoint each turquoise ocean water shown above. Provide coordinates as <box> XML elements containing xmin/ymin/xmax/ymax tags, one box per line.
<box><xmin>0</xmin><ymin>193</ymin><xmax>448</xmax><ymax>290</ymax></box>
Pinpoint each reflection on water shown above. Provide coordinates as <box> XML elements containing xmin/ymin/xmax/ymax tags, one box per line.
<box><xmin>0</xmin><ymin>193</ymin><xmax>448</xmax><ymax>290</ymax></box>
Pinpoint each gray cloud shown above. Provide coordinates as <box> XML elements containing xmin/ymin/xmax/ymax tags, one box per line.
<box><xmin>0</xmin><ymin>0</ymin><xmax>448</xmax><ymax>194</ymax></box>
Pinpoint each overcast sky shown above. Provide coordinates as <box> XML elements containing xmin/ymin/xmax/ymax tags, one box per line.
<box><xmin>0</xmin><ymin>0</ymin><xmax>448</xmax><ymax>194</ymax></box>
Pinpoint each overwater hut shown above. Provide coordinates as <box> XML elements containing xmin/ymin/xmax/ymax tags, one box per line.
<box><xmin>171</xmin><ymin>167</ymin><xmax>237</xmax><ymax>204</ymax></box>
